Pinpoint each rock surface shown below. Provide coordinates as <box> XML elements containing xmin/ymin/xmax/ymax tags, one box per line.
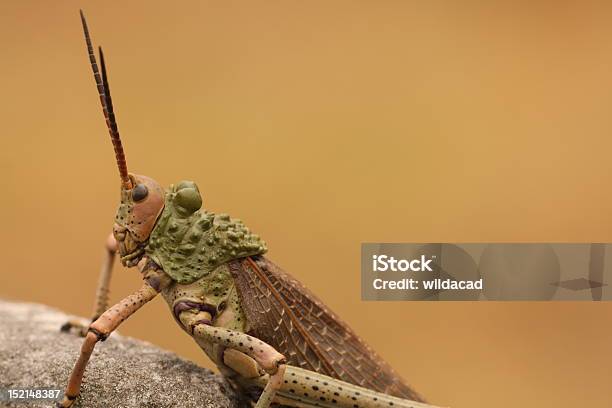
<box><xmin>0</xmin><ymin>299</ymin><xmax>243</xmax><ymax>408</ymax></box>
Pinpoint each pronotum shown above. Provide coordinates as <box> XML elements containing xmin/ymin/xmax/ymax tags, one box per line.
<box><xmin>58</xmin><ymin>11</ymin><xmax>442</xmax><ymax>408</ymax></box>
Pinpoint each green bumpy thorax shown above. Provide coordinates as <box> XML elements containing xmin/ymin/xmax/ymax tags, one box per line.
<box><xmin>145</xmin><ymin>181</ymin><xmax>267</xmax><ymax>284</ymax></box>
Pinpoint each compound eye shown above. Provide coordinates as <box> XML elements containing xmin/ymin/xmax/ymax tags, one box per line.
<box><xmin>132</xmin><ymin>184</ymin><xmax>148</xmax><ymax>202</ymax></box>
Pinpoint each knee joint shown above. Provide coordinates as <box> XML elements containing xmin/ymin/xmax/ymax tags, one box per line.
<box><xmin>87</xmin><ymin>327</ymin><xmax>108</xmax><ymax>342</ymax></box>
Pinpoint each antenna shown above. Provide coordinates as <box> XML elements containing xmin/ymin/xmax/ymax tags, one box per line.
<box><xmin>79</xmin><ymin>10</ymin><xmax>131</xmax><ymax>188</ymax></box>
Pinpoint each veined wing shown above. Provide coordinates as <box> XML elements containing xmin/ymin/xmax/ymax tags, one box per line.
<box><xmin>227</xmin><ymin>256</ymin><xmax>424</xmax><ymax>402</ymax></box>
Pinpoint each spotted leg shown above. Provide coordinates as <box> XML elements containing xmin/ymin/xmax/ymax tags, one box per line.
<box><xmin>254</xmin><ymin>363</ymin><xmax>286</xmax><ymax>408</ymax></box>
<box><xmin>178</xmin><ymin>308</ymin><xmax>441</xmax><ymax>408</ymax></box>
<box><xmin>57</xmin><ymin>281</ymin><xmax>160</xmax><ymax>407</ymax></box>
<box><xmin>179</xmin><ymin>309</ymin><xmax>287</xmax><ymax>408</ymax></box>
<box><xmin>61</xmin><ymin>233</ymin><xmax>117</xmax><ymax>336</ymax></box>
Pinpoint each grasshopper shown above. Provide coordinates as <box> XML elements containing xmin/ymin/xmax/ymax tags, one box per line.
<box><xmin>58</xmin><ymin>11</ymin><xmax>440</xmax><ymax>408</ymax></box>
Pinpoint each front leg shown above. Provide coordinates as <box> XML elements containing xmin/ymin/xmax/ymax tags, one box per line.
<box><xmin>61</xmin><ymin>233</ymin><xmax>117</xmax><ymax>336</ymax></box>
<box><xmin>91</xmin><ymin>233</ymin><xmax>118</xmax><ymax>320</ymax></box>
<box><xmin>58</xmin><ymin>274</ymin><xmax>165</xmax><ymax>407</ymax></box>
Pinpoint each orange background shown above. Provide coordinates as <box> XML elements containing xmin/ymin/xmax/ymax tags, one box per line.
<box><xmin>2</xmin><ymin>1</ymin><xmax>612</xmax><ymax>407</ymax></box>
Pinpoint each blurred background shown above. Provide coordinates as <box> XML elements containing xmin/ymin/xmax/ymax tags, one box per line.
<box><xmin>2</xmin><ymin>1</ymin><xmax>612</xmax><ymax>407</ymax></box>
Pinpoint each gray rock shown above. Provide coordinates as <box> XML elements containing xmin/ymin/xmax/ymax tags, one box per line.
<box><xmin>0</xmin><ymin>299</ymin><xmax>244</xmax><ymax>408</ymax></box>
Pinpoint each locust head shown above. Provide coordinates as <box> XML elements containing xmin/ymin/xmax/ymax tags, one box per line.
<box><xmin>80</xmin><ymin>10</ymin><xmax>165</xmax><ymax>267</ymax></box>
<box><xmin>114</xmin><ymin>174</ymin><xmax>165</xmax><ymax>267</ymax></box>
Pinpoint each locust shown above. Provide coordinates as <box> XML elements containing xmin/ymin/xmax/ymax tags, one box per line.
<box><xmin>57</xmin><ymin>11</ymin><xmax>440</xmax><ymax>408</ymax></box>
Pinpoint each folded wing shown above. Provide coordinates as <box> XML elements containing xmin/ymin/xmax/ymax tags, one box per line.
<box><xmin>228</xmin><ymin>256</ymin><xmax>424</xmax><ymax>402</ymax></box>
